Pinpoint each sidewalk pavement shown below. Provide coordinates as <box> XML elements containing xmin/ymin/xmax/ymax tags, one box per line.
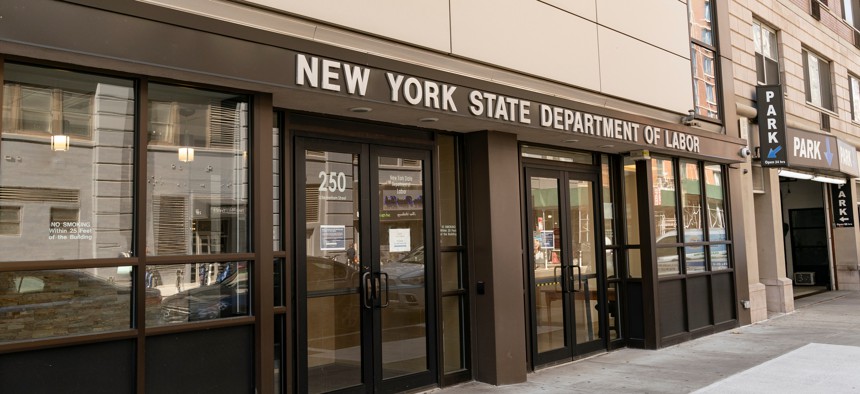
<box><xmin>429</xmin><ymin>291</ymin><xmax>860</xmax><ymax>393</ymax></box>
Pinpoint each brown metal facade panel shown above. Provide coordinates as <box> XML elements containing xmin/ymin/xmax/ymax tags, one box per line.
<box><xmin>713</xmin><ymin>272</ymin><xmax>737</xmax><ymax>324</ymax></box>
<box><xmin>658</xmin><ymin>280</ymin><xmax>686</xmax><ymax>338</ymax></box>
<box><xmin>687</xmin><ymin>276</ymin><xmax>712</xmax><ymax>331</ymax></box>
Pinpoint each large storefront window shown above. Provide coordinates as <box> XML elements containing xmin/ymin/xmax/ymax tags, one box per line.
<box><xmin>652</xmin><ymin>157</ymin><xmax>731</xmax><ymax>276</ymax></box>
<box><xmin>1</xmin><ymin>64</ymin><xmax>135</xmax><ymax>261</ymax></box>
<box><xmin>143</xmin><ymin>84</ymin><xmax>251</xmax><ymax>326</ymax></box>
<box><xmin>653</xmin><ymin>158</ymin><xmax>680</xmax><ymax>276</ymax></box>
<box><xmin>705</xmin><ymin>164</ymin><xmax>729</xmax><ymax>270</ymax></box>
<box><xmin>145</xmin><ymin>84</ymin><xmax>250</xmax><ymax>256</ymax></box>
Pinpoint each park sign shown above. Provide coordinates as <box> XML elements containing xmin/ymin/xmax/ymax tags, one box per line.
<box><xmin>756</xmin><ymin>85</ymin><xmax>787</xmax><ymax>167</ymax></box>
<box><xmin>830</xmin><ymin>183</ymin><xmax>855</xmax><ymax>228</ymax></box>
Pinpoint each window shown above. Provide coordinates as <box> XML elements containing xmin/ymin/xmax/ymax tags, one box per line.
<box><xmin>752</xmin><ymin>20</ymin><xmax>780</xmax><ymax>85</ymax></box>
<box><xmin>1</xmin><ymin>63</ymin><xmax>134</xmax><ymax>262</ymax></box>
<box><xmin>703</xmin><ymin>57</ymin><xmax>714</xmax><ymax>76</ymax></box>
<box><xmin>689</xmin><ymin>0</ymin><xmax>721</xmax><ymax>120</ymax></box>
<box><xmin>850</xmin><ymin>75</ymin><xmax>860</xmax><ymax>123</ymax></box>
<box><xmin>146</xmin><ymin>83</ymin><xmax>250</xmax><ymax>256</ymax></box>
<box><xmin>803</xmin><ymin>49</ymin><xmax>834</xmax><ymax>110</ymax></box>
<box><xmin>845</xmin><ymin>0</ymin><xmax>860</xmax><ymax>28</ymax></box>
<box><xmin>0</xmin><ymin>206</ymin><xmax>21</xmax><ymax>236</ymax></box>
<box><xmin>2</xmin><ymin>81</ymin><xmax>94</xmax><ymax>139</ymax></box>
<box><xmin>652</xmin><ymin>158</ymin><xmax>732</xmax><ymax>276</ymax></box>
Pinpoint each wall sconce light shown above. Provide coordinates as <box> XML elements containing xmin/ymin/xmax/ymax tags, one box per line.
<box><xmin>51</xmin><ymin>135</ymin><xmax>70</xmax><ymax>152</ymax></box>
<box><xmin>178</xmin><ymin>147</ymin><xmax>195</xmax><ymax>162</ymax></box>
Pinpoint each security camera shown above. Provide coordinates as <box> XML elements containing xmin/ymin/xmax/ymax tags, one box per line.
<box><xmin>739</xmin><ymin>146</ymin><xmax>752</xmax><ymax>158</ymax></box>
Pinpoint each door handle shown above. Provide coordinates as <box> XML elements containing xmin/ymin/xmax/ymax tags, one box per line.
<box><xmin>362</xmin><ymin>272</ymin><xmax>373</xmax><ymax>309</ymax></box>
<box><xmin>380</xmin><ymin>272</ymin><xmax>390</xmax><ymax>308</ymax></box>
<box><xmin>570</xmin><ymin>265</ymin><xmax>582</xmax><ymax>292</ymax></box>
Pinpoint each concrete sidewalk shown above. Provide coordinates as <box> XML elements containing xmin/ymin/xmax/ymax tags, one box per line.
<box><xmin>429</xmin><ymin>291</ymin><xmax>860</xmax><ymax>393</ymax></box>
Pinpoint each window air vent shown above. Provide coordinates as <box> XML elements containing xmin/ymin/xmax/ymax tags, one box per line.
<box><xmin>0</xmin><ymin>187</ymin><xmax>79</xmax><ymax>203</ymax></box>
<box><xmin>820</xmin><ymin>112</ymin><xmax>831</xmax><ymax>131</ymax></box>
<box><xmin>854</xmin><ymin>30</ymin><xmax>860</xmax><ymax>50</ymax></box>
<box><xmin>153</xmin><ymin>195</ymin><xmax>188</xmax><ymax>255</ymax></box>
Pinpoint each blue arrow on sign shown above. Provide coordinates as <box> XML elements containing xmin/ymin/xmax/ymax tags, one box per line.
<box><xmin>768</xmin><ymin>145</ymin><xmax>782</xmax><ymax>159</ymax></box>
<box><xmin>825</xmin><ymin>139</ymin><xmax>833</xmax><ymax>166</ymax></box>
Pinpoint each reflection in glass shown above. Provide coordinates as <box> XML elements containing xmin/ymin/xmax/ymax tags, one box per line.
<box><xmin>601</xmin><ymin>156</ymin><xmax>614</xmax><ymax>246</ymax></box>
<box><xmin>147</xmin><ymin>262</ymin><xmax>249</xmax><ymax>326</ymax></box>
<box><xmin>438</xmin><ymin>134</ymin><xmax>459</xmax><ymax>247</ymax></box>
<box><xmin>521</xmin><ymin>145</ymin><xmax>593</xmax><ymax>164</ymax></box>
<box><xmin>274</xmin><ymin>316</ymin><xmax>284</xmax><ymax>394</ymax></box>
<box><xmin>1</xmin><ymin>63</ymin><xmax>135</xmax><ymax>261</ymax></box>
<box><xmin>305</xmin><ymin>149</ymin><xmax>362</xmax><ymax>393</ymax></box>
<box><xmin>146</xmin><ymin>83</ymin><xmax>249</xmax><ymax>256</ymax></box>
<box><xmin>530</xmin><ymin>176</ymin><xmax>564</xmax><ymax>353</ymax></box>
<box><xmin>623</xmin><ymin>157</ymin><xmax>640</xmax><ymax>245</ymax></box>
<box><xmin>704</xmin><ymin>165</ymin><xmax>733</xmax><ymax>268</ymax></box>
<box><xmin>628</xmin><ymin>249</ymin><xmax>642</xmax><ymax>278</ymax></box>
<box><xmin>689</xmin><ymin>0</ymin><xmax>714</xmax><ymax>46</ymax></box>
<box><xmin>652</xmin><ymin>158</ymin><xmax>677</xmax><ymax>243</ymax></box>
<box><xmin>705</xmin><ymin>164</ymin><xmax>727</xmax><ymax>240</ymax></box>
<box><xmin>692</xmin><ymin>45</ymin><xmax>720</xmax><ymax>119</ymax></box>
<box><xmin>606</xmin><ymin>282</ymin><xmax>621</xmax><ymax>340</ymax></box>
<box><xmin>378</xmin><ymin>155</ymin><xmax>428</xmax><ymax>379</ymax></box>
<box><xmin>274</xmin><ymin>258</ymin><xmax>284</xmax><ymax>307</ymax></box>
<box><xmin>0</xmin><ymin>267</ymin><xmax>134</xmax><ymax>342</ymax></box>
<box><xmin>441</xmin><ymin>252</ymin><xmax>460</xmax><ymax>292</ymax></box>
<box><xmin>711</xmin><ymin>245</ymin><xmax>730</xmax><ymax>270</ymax></box>
<box><xmin>657</xmin><ymin>247</ymin><xmax>681</xmax><ymax>276</ymax></box>
<box><xmin>570</xmin><ymin>179</ymin><xmax>599</xmax><ymax>345</ymax></box>
<box><xmin>680</xmin><ymin>160</ymin><xmax>703</xmax><ymax>234</ymax></box>
<box><xmin>274</xmin><ymin>115</ymin><xmax>282</xmax><ymax>251</ymax></box>
<box><xmin>685</xmin><ymin>246</ymin><xmax>706</xmax><ymax>273</ymax></box>
<box><xmin>442</xmin><ymin>296</ymin><xmax>464</xmax><ymax>373</ymax></box>
<box><xmin>307</xmin><ymin>294</ymin><xmax>362</xmax><ymax>393</ymax></box>
<box><xmin>602</xmin><ymin>156</ymin><xmax>618</xmax><ymax>279</ymax></box>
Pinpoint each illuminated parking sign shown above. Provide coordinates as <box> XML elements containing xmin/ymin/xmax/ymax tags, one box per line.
<box><xmin>757</xmin><ymin>85</ymin><xmax>787</xmax><ymax>167</ymax></box>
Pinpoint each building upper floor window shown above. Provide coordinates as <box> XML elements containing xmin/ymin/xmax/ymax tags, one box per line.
<box><xmin>844</xmin><ymin>0</ymin><xmax>860</xmax><ymax>28</ymax></box>
<box><xmin>689</xmin><ymin>0</ymin><xmax>721</xmax><ymax>121</ymax></box>
<box><xmin>752</xmin><ymin>20</ymin><xmax>780</xmax><ymax>85</ymax></box>
<box><xmin>850</xmin><ymin>75</ymin><xmax>860</xmax><ymax>123</ymax></box>
<box><xmin>803</xmin><ymin>49</ymin><xmax>834</xmax><ymax>111</ymax></box>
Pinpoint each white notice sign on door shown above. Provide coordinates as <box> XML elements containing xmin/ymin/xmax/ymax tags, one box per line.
<box><xmin>389</xmin><ymin>228</ymin><xmax>411</xmax><ymax>252</ymax></box>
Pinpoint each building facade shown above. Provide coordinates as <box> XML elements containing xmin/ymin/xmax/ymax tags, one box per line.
<box><xmin>0</xmin><ymin>0</ymin><xmax>773</xmax><ymax>393</ymax></box>
<box><xmin>728</xmin><ymin>0</ymin><xmax>860</xmax><ymax>319</ymax></box>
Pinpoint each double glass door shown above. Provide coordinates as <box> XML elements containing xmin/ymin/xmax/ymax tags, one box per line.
<box><xmin>527</xmin><ymin>168</ymin><xmax>604</xmax><ymax>366</ymax></box>
<box><xmin>296</xmin><ymin>138</ymin><xmax>435</xmax><ymax>393</ymax></box>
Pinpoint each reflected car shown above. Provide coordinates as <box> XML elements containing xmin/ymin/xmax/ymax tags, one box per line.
<box><xmin>382</xmin><ymin>246</ymin><xmax>427</xmax><ymax>313</ymax></box>
<box><xmin>160</xmin><ymin>263</ymin><xmax>248</xmax><ymax>324</ymax></box>
<box><xmin>0</xmin><ymin>269</ymin><xmax>161</xmax><ymax>341</ymax></box>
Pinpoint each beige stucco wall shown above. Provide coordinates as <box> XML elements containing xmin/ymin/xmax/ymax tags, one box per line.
<box><xmin>142</xmin><ymin>0</ymin><xmax>696</xmax><ymax>115</ymax></box>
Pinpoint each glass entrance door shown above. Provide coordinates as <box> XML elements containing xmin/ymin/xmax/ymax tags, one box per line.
<box><xmin>527</xmin><ymin>168</ymin><xmax>604</xmax><ymax>366</ymax></box>
<box><xmin>296</xmin><ymin>138</ymin><xmax>435</xmax><ymax>393</ymax></box>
